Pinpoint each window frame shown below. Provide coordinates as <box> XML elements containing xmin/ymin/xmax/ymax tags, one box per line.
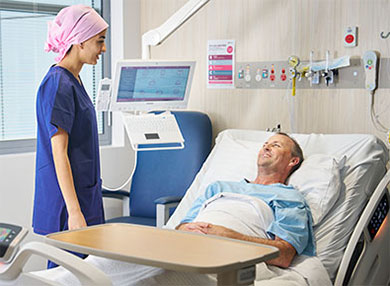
<box><xmin>0</xmin><ymin>0</ymin><xmax>111</xmax><ymax>155</ymax></box>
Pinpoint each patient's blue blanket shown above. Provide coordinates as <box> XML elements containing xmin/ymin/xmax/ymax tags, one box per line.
<box><xmin>180</xmin><ymin>180</ymin><xmax>316</xmax><ymax>256</ymax></box>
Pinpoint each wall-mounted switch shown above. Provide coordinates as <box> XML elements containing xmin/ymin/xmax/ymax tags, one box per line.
<box><xmin>344</xmin><ymin>26</ymin><xmax>358</xmax><ymax>47</ymax></box>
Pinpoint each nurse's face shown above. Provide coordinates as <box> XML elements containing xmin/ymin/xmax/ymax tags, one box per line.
<box><xmin>80</xmin><ymin>29</ymin><xmax>107</xmax><ymax>65</ymax></box>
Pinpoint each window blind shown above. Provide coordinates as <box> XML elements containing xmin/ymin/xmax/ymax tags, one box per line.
<box><xmin>0</xmin><ymin>0</ymin><xmax>109</xmax><ymax>150</ymax></box>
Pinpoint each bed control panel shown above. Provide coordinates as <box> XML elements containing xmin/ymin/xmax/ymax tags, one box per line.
<box><xmin>367</xmin><ymin>193</ymin><xmax>389</xmax><ymax>240</ymax></box>
<box><xmin>0</xmin><ymin>223</ymin><xmax>28</xmax><ymax>263</ymax></box>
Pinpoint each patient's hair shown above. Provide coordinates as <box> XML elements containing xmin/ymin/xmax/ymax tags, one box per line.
<box><xmin>276</xmin><ymin>132</ymin><xmax>304</xmax><ymax>176</ymax></box>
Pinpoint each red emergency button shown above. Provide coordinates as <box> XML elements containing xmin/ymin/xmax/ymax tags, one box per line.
<box><xmin>345</xmin><ymin>34</ymin><xmax>354</xmax><ymax>44</ymax></box>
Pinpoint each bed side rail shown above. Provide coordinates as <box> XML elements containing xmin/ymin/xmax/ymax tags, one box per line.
<box><xmin>0</xmin><ymin>241</ymin><xmax>112</xmax><ymax>286</ymax></box>
<box><xmin>334</xmin><ymin>169</ymin><xmax>390</xmax><ymax>286</ymax></box>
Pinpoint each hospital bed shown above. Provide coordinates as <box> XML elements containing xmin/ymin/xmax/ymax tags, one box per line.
<box><xmin>0</xmin><ymin>129</ymin><xmax>389</xmax><ymax>285</ymax></box>
<box><xmin>165</xmin><ymin>129</ymin><xmax>390</xmax><ymax>285</ymax></box>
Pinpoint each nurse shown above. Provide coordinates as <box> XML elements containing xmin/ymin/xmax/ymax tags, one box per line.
<box><xmin>32</xmin><ymin>5</ymin><xmax>108</xmax><ymax>268</ymax></box>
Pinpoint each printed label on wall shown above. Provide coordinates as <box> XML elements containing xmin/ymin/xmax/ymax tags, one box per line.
<box><xmin>207</xmin><ymin>40</ymin><xmax>235</xmax><ymax>88</ymax></box>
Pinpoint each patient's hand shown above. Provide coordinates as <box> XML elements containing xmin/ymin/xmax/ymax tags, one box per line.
<box><xmin>205</xmin><ymin>224</ymin><xmax>243</xmax><ymax>239</ymax></box>
<box><xmin>206</xmin><ymin>225</ymin><xmax>296</xmax><ymax>268</ymax></box>
<box><xmin>176</xmin><ymin>222</ymin><xmax>210</xmax><ymax>234</ymax></box>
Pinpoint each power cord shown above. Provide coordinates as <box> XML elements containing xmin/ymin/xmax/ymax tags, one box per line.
<box><xmin>370</xmin><ymin>91</ymin><xmax>389</xmax><ymax>133</ymax></box>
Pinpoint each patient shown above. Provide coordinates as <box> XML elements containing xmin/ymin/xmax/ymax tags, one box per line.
<box><xmin>176</xmin><ymin>132</ymin><xmax>315</xmax><ymax>268</ymax></box>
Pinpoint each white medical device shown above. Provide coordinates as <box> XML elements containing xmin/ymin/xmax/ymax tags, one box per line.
<box><xmin>96</xmin><ymin>78</ymin><xmax>112</xmax><ymax>111</ymax></box>
<box><xmin>363</xmin><ymin>50</ymin><xmax>379</xmax><ymax>91</ymax></box>
<box><xmin>110</xmin><ymin>60</ymin><xmax>196</xmax><ymax>112</ymax></box>
<box><xmin>109</xmin><ymin>60</ymin><xmax>195</xmax><ymax>151</ymax></box>
<box><xmin>121</xmin><ymin>111</ymin><xmax>184</xmax><ymax>150</ymax></box>
<box><xmin>0</xmin><ymin>223</ymin><xmax>27</xmax><ymax>263</ymax></box>
<box><xmin>364</xmin><ymin>50</ymin><xmax>388</xmax><ymax>134</ymax></box>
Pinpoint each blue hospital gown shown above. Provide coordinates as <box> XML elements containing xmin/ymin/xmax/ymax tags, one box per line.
<box><xmin>33</xmin><ymin>65</ymin><xmax>104</xmax><ymax>235</ymax></box>
<box><xmin>181</xmin><ymin>180</ymin><xmax>316</xmax><ymax>256</ymax></box>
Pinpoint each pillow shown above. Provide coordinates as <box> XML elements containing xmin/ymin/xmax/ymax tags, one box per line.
<box><xmin>288</xmin><ymin>154</ymin><xmax>346</xmax><ymax>226</ymax></box>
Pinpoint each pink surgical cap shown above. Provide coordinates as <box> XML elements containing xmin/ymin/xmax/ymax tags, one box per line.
<box><xmin>45</xmin><ymin>4</ymin><xmax>108</xmax><ymax>63</ymax></box>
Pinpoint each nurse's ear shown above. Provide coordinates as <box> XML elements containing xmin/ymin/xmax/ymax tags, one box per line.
<box><xmin>72</xmin><ymin>43</ymin><xmax>83</xmax><ymax>51</ymax></box>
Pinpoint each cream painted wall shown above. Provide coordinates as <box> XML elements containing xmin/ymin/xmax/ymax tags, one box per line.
<box><xmin>140</xmin><ymin>0</ymin><xmax>390</xmax><ymax>144</ymax></box>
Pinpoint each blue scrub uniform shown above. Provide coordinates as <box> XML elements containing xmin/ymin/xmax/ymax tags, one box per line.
<box><xmin>33</xmin><ymin>65</ymin><xmax>104</xmax><ymax>237</ymax></box>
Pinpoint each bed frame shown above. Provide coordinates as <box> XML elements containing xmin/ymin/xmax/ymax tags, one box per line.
<box><xmin>335</xmin><ymin>169</ymin><xmax>390</xmax><ymax>285</ymax></box>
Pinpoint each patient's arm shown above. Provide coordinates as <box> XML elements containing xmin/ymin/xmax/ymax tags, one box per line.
<box><xmin>204</xmin><ymin>224</ymin><xmax>296</xmax><ymax>268</ymax></box>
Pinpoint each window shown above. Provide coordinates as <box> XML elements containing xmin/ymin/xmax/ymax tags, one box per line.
<box><xmin>0</xmin><ymin>0</ymin><xmax>111</xmax><ymax>154</ymax></box>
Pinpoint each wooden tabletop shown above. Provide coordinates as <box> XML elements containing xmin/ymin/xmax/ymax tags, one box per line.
<box><xmin>46</xmin><ymin>223</ymin><xmax>279</xmax><ymax>274</ymax></box>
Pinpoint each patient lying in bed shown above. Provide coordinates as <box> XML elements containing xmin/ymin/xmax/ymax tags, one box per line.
<box><xmin>176</xmin><ymin>132</ymin><xmax>314</xmax><ymax>268</ymax></box>
<box><xmin>38</xmin><ymin>132</ymin><xmax>331</xmax><ymax>285</ymax></box>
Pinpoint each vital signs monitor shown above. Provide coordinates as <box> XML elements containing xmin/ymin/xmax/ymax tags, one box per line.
<box><xmin>110</xmin><ymin>60</ymin><xmax>196</xmax><ymax>112</ymax></box>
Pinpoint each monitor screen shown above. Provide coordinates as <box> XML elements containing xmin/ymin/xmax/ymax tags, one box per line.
<box><xmin>111</xmin><ymin>60</ymin><xmax>196</xmax><ymax>111</ymax></box>
<box><xmin>0</xmin><ymin>227</ymin><xmax>10</xmax><ymax>242</ymax></box>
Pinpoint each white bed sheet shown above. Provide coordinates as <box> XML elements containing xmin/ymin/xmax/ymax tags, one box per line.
<box><xmin>194</xmin><ymin>192</ymin><xmax>274</xmax><ymax>239</ymax></box>
<box><xmin>33</xmin><ymin>254</ymin><xmax>330</xmax><ymax>286</ymax></box>
<box><xmin>166</xmin><ymin>129</ymin><xmax>388</xmax><ymax>281</ymax></box>
<box><xmin>32</xmin><ymin>256</ymin><xmax>217</xmax><ymax>286</ymax></box>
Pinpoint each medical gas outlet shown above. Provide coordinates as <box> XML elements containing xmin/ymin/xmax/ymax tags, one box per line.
<box><xmin>288</xmin><ymin>56</ymin><xmax>300</xmax><ymax>96</ymax></box>
<box><xmin>255</xmin><ymin>69</ymin><xmax>262</xmax><ymax>82</ymax></box>
<box><xmin>262</xmin><ymin>69</ymin><xmax>269</xmax><ymax>79</ymax></box>
<box><xmin>270</xmin><ymin>66</ymin><xmax>276</xmax><ymax>81</ymax></box>
<box><xmin>280</xmin><ymin>69</ymin><xmax>287</xmax><ymax>81</ymax></box>
<box><xmin>235</xmin><ymin>63</ymin><xmax>285</xmax><ymax>88</ymax></box>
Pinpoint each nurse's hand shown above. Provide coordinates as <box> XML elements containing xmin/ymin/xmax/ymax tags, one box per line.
<box><xmin>68</xmin><ymin>210</ymin><xmax>87</xmax><ymax>230</ymax></box>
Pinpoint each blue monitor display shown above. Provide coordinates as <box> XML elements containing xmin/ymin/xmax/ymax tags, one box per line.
<box><xmin>111</xmin><ymin>60</ymin><xmax>195</xmax><ymax>112</ymax></box>
<box><xmin>117</xmin><ymin>66</ymin><xmax>190</xmax><ymax>102</ymax></box>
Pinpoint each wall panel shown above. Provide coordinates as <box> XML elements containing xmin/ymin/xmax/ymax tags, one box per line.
<box><xmin>140</xmin><ymin>0</ymin><xmax>390</xmax><ymax>144</ymax></box>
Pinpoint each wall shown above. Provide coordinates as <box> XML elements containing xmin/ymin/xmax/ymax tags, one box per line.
<box><xmin>140</xmin><ymin>0</ymin><xmax>390</xmax><ymax>144</ymax></box>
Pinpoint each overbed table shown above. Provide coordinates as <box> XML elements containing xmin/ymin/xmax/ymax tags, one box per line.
<box><xmin>46</xmin><ymin>223</ymin><xmax>279</xmax><ymax>286</ymax></box>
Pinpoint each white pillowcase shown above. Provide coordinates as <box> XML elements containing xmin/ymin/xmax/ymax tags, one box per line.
<box><xmin>288</xmin><ymin>154</ymin><xmax>346</xmax><ymax>226</ymax></box>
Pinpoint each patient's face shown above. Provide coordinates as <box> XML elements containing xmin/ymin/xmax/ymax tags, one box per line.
<box><xmin>257</xmin><ymin>134</ymin><xmax>295</xmax><ymax>172</ymax></box>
